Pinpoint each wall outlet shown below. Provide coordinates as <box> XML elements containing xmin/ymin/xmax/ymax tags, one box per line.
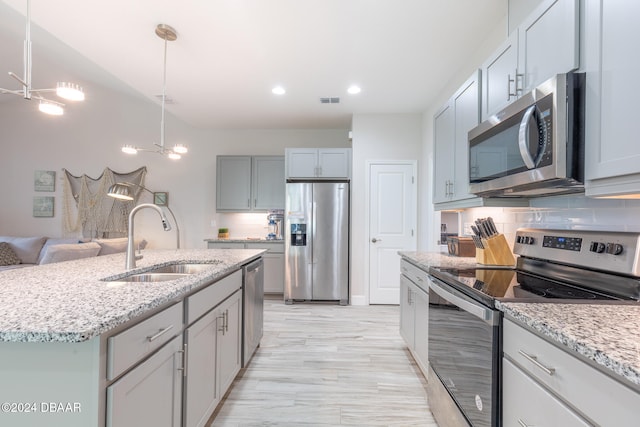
<box><xmin>463</xmin><ymin>222</ymin><xmax>474</xmax><ymax>236</ymax></box>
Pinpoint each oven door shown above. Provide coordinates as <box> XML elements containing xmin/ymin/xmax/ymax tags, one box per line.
<box><xmin>428</xmin><ymin>276</ymin><xmax>501</xmax><ymax>427</ymax></box>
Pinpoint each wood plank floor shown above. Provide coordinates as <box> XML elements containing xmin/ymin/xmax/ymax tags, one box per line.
<box><xmin>210</xmin><ymin>297</ymin><xmax>439</xmax><ymax>426</ymax></box>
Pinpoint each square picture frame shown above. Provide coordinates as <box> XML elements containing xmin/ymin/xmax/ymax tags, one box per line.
<box><xmin>153</xmin><ymin>192</ymin><xmax>168</xmax><ymax>206</ymax></box>
<box><xmin>34</xmin><ymin>170</ymin><xmax>56</xmax><ymax>192</ymax></box>
<box><xmin>33</xmin><ymin>196</ymin><xmax>54</xmax><ymax>217</ymax></box>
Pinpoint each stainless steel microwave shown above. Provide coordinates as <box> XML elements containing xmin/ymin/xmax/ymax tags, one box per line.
<box><xmin>468</xmin><ymin>72</ymin><xmax>585</xmax><ymax>197</ymax></box>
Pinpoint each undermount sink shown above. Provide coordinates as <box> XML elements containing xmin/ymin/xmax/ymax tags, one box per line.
<box><xmin>146</xmin><ymin>263</ymin><xmax>215</xmax><ymax>274</ymax></box>
<box><xmin>114</xmin><ymin>273</ymin><xmax>190</xmax><ymax>282</ymax></box>
<box><xmin>104</xmin><ymin>263</ymin><xmax>218</xmax><ymax>283</ymax></box>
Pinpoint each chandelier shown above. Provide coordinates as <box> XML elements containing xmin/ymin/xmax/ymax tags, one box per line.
<box><xmin>0</xmin><ymin>0</ymin><xmax>85</xmax><ymax>115</ymax></box>
<box><xmin>121</xmin><ymin>24</ymin><xmax>188</xmax><ymax>160</ymax></box>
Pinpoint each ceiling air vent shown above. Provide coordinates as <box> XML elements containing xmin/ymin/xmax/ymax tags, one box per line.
<box><xmin>319</xmin><ymin>97</ymin><xmax>340</xmax><ymax>104</ymax></box>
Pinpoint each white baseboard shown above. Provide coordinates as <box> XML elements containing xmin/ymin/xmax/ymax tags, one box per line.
<box><xmin>350</xmin><ymin>295</ymin><xmax>368</xmax><ymax>306</ymax></box>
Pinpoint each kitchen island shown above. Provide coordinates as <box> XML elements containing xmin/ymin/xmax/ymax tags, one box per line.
<box><xmin>0</xmin><ymin>248</ymin><xmax>263</xmax><ymax>427</ymax></box>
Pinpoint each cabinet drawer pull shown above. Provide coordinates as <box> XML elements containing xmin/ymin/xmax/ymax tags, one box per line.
<box><xmin>517</xmin><ymin>419</ymin><xmax>530</xmax><ymax>427</ymax></box>
<box><xmin>518</xmin><ymin>350</ymin><xmax>556</xmax><ymax>376</ymax></box>
<box><xmin>146</xmin><ymin>325</ymin><xmax>174</xmax><ymax>342</ymax></box>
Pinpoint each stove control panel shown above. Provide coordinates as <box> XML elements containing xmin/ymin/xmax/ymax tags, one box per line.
<box><xmin>543</xmin><ymin>235</ymin><xmax>582</xmax><ymax>251</ymax></box>
<box><xmin>514</xmin><ymin>228</ymin><xmax>640</xmax><ymax>276</ymax></box>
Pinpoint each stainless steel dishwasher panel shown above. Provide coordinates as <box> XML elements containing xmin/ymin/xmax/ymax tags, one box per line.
<box><xmin>243</xmin><ymin>258</ymin><xmax>264</xmax><ymax>367</ymax></box>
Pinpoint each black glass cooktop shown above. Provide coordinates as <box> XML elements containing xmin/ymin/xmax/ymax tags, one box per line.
<box><xmin>429</xmin><ymin>266</ymin><xmax>619</xmax><ymax>307</ymax></box>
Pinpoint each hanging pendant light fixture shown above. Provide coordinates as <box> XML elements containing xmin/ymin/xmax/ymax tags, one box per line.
<box><xmin>0</xmin><ymin>0</ymin><xmax>85</xmax><ymax>115</ymax></box>
<box><xmin>121</xmin><ymin>24</ymin><xmax>188</xmax><ymax>160</ymax></box>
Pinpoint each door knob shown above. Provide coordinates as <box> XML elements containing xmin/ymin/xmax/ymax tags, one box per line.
<box><xmin>371</xmin><ymin>238</ymin><xmax>381</xmax><ymax>243</ymax></box>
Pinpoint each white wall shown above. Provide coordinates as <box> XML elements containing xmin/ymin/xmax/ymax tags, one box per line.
<box><xmin>0</xmin><ymin>80</ymin><xmax>348</xmax><ymax>248</ymax></box>
<box><xmin>351</xmin><ymin>114</ymin><xmax>422</xmax><ymax>304</ymax></box>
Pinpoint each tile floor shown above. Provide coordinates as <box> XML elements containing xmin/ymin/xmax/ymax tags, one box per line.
<box><xmin>210</xmin><ymin>297</ymin><xmax>439</xmax><ymax>426</ymax></box>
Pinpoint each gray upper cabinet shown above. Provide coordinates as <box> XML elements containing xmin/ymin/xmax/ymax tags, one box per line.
<box><xmin>285</xmin><ymin>148</ymin><xmax>351</xmax><ymax>179</ymax></box>
<box><xmin>434</xmin><ymin>71</ymin><xmax>529</xmax><ymax>210</ymax></box>
<box><xmin>584</xmin><ymin>1</ymin><xmax>640</xmax><ymax>197</ymax></box>
<box><xmin>482</xmin><ymin>0</ymin><xmax>579</xmax><ymax>120</ymax></box>
<box><xmin>216</xmin><ymin>156</ymin><xmax>253</xmax><ymax>211</ymax></box>
<box><xmin>253</xmin><ymin>156</ymin><xmax>286</xmax><ymax>210</ymax></box>
<box><xmin>432</xmin><ymin>101</ymin><xmax>455</xmax><ymax>204</ymax></box>
<box><xmin>517</xmin><ymin>0</ymin><xmax>579</xmax><ymax>94</ymax></box>
<box><xmin>216</xmin><ymin>155</ymin><xmax>284</xmax><ymax>212</ymax></box>
<box><xmin>481</xmin><ymin>32</ymin><xmax>519</xmax><ymax>119</ymax></box>
<box><xmin>434</xmin><ymin>71</ymin><xmax>493</xmax><ymax>209</ymax></box>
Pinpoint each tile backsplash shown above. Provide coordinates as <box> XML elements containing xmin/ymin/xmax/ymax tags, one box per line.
<box><xmin>459</xmin><ymin>195</ymin><xmax>640</xmax><ymax>248</ymax></box>
<box><xmin>211</xmin><ymin>212</ymin><xmax>271</xmax><ymax>239</ymax></box>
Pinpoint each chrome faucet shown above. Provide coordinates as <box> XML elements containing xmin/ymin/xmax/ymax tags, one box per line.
<box><xmin>126</xmin><ymin>203</ymin><xmax>172</xmax><ymax>270</ymax></box>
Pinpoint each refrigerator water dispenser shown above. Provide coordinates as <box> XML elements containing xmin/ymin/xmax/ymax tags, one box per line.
<box><xmin>290</xmin><ymin>224</ymin><xmax>307</xmax><ymax>246</ymax></box>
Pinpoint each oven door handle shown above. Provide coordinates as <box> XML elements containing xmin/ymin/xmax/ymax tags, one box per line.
<box><xmin>429</xmin><ymin>279</ymin><xmax>499</xmax><ymax>326</ymax></box>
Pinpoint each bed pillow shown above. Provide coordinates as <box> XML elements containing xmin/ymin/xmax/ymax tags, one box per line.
<box><xmin>39</xmin><ymin>242</ymin><xmax>101</xmax><ymax>265</ymax></box>
<box><xmin>0</xmin><ymin>236</ymin><xmax>47</xmax><ymax>265</ymax></box>
<box><xmin>0</xmin><ymin>242</ymin><xmax>21</xmax><ymax>266</ymax></box>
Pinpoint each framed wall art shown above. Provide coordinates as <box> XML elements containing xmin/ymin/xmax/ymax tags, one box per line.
<box><xmin>153</xmin><ymin>192</ymin><xmax>168</xmax><ymax>206</ymax></box>
<box><xmin>34</xmin><ymin>170</ymin><xmax>56</xmax><ymax>192</ymax></box>
<box><xmin>33</xmin><ymin>196</ymin><xmax>54</xmax><ymax>217</ymax></box>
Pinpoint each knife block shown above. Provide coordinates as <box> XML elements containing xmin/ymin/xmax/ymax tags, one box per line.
<box><xmin>476</xmin><ymin>234</ymin><xmax>516</xmax><ymax>266</ymax></box>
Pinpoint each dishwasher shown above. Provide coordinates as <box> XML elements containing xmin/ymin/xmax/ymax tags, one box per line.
<box><xmin>242</xmin><ymin>258</ymin><xmax>264</xmax><ymax>367</ymax></box>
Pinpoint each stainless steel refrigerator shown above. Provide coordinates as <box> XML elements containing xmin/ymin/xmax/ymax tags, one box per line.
<box><xmin>284</xmin><ymin>181</ymin><xmax>349</xmax><ymax>305</ymax></box>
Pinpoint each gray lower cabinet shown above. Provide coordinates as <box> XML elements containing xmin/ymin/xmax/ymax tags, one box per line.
<box><xmin>183</xmin><ymin>270</ymin><xmax>242</xmax><ymax>427</ymax></box>
<box><xmin>106</xmin><ymin>335</ymin><xmax>183</xmax><ymax>427</ymax></box>
<box><xmin>207</xmin><ymin>241</ymin><xmax>284</xmax><ymax>294</ymax></box>
<box><xmin>503</xmin><ymin>318</ymin><xmax>640</xmax><ymax>426</ymax></box>
<box><xmin>399</xmin><ymin>259</ymin><xmax>429</xmax><ymax>376</ymax></box>
<box><xmin>107</xmin><ymin>271</ymin><xmax>243</xmax><ymax>427</ymax></box>
<box><xmin>503</xmin><ymin>358</ymin><xmax>590</xmax><ymax>427</ymax></box>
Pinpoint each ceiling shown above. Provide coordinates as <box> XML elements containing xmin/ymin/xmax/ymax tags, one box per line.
<box><xmin>0</xmin><ymin>0</ymin><xmax>506</xmax><ymax>130</ymax></box>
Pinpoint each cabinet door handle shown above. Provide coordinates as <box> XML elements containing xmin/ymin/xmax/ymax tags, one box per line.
<box><xmin>225</xmin><ymin>310</ymin><xmax>229</xmax><ymax>333</ymax></box>
<box><xmin>508</xmin><ymin>70</ymin><xmax>524</xmax><ymax>100</ymax></box>
<box><xmin>177</xmin><ymin>343</ymin><xmax>188</xmax><ymax>377</ymax></box>
<box><xmin>518</xmin><ymin>350</ymin><xmax>556</xmax><ymax>376</ymax></box>
<box><xmin>218</xmin><ymin>314</ymin><xmax>226</xmax><ymax>334</ymax></box>
<box><xmin>147</xmin><ymin>325</ymin><xmax>174</xmax><ymax>342</ymax></box>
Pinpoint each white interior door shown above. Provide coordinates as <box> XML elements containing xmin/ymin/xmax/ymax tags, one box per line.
<box><xmin>369</xmin><ymin>162</ymin><xmax>416</xmax><ymax>304</ymax></box>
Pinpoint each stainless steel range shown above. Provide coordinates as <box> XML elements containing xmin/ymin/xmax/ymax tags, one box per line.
<box><xmin>427</xmin><ymin>228</ymin><xmax>640</xmax><ymax>427</ymax></box>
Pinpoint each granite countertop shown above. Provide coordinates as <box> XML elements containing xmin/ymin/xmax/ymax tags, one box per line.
<box><xmin>0</xmin><ymin>248</ymin><xmax>263</xmax><ymax>343</ymax></box>
<box><xmin>204</xmin><ymin>238</ymin><xmax>284</xmax><ymax>243</ymax></box>
<box><xmin>399</xmin><ymin>251</ymin><xmax>479</xmax><ymax>270</ymax></box>
<box><xmin>400</xmin><ymin>251</ymin><xmax>640</xmax><ymax>389</ymax></box>
<box><xmin>498</xmin><ymin>301</ymin><xmax>640</xmax><ymax>389</ymax></box>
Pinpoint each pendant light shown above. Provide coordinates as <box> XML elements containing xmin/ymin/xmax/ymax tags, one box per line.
<box><xmin>0</xmin><ymin>0</ymin><xmax>85</xmax><ymax>115</ymax></box>
<box><xmin>120</xmin><ymin>24</ymin><xmax>188</xmax><ymax>160</ymax></box>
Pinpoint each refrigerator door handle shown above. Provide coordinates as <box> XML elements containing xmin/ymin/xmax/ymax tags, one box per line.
<box><xmin>311</xmin><ymin>201</ymin><xmax>317</xmax><ymax>264</ymax></box>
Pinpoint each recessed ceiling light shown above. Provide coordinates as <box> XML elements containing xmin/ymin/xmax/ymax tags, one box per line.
<box><xmin>347</xmin><ymin>85</ymin><xmax>361</xmax><ymax>95</ymax></box>
<box><xmin>272</xmin><ymin>86</ymin><xmax>286</xmax><ymax>95</ymax></box>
